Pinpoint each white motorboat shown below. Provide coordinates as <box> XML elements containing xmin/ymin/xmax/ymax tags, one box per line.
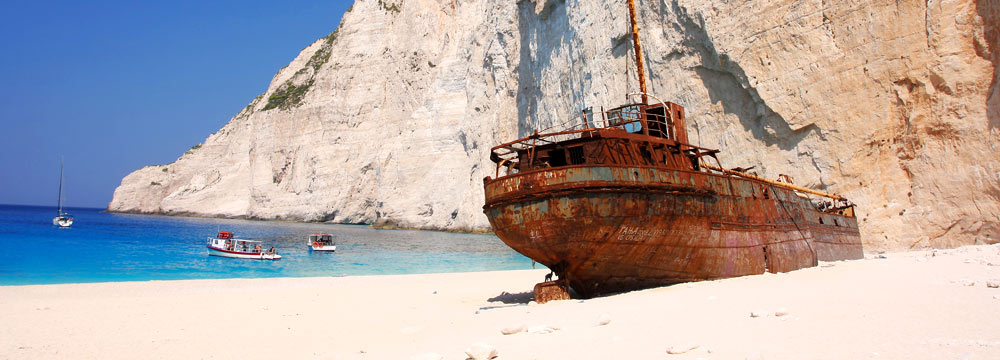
<box><xmin>52</xmin><ymin>157</ymin><xmax>73</xmax><ymax>228</ymax></box>
<box><xmin>207</xmin><ymin>231</ymin><xmax>281</xmax><ymax>260</ymax></box>
<box><xmin>308</xmin><ymin>233</ymin><xmax>337</xmax><ymax>252</ymax></box>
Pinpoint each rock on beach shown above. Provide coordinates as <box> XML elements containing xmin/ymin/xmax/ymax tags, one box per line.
<box><xmin>465</xmin><ymin>342</ymin><xmax>497</xmax><ymax>360</ymax></box>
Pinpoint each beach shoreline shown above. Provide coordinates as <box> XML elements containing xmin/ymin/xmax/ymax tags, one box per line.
<box><xmin>104</xmin><ymin>208</ymin><xmax>496</xmax><ymax>234</ymax></box>
<box><xmin>3</xmin><ymin>245</ymin><xmax>999</xmax><ymax>359</ymax></box>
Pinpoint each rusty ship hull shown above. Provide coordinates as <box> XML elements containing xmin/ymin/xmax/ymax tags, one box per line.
<box><xmin>484</xmin><ymin>164</ymin><xmax>862</xmax><ymax>297</ymax></box>
<box><xmin>483</xmin><ymin>0</ymin><xmax>861</xmax><ymax>299</ymax></box>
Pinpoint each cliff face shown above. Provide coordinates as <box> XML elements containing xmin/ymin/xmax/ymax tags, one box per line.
<box><xmin>110</xmin><ymin>0</ymin><xmax>999</xmax><ymax>251</ymax></box>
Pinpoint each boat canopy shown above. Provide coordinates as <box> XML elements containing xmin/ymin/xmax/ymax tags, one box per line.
<box><xmin>217</xmin><ymin>232</ymin><xmax>234</xmax><ymax>239</ymax></box>
<box><xmin>309</xmin><ymin>233</ymin><xmax>334</xmax><ymax>242</ymax></box>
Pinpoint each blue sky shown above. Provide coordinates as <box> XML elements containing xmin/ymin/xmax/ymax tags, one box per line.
<box><xmin>0</xmin><ymin>0</ymin><xmax>354</xmax><ymax>208</ymax></box>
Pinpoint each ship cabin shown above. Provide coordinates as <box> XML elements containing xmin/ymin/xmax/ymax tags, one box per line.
<box><xmin>488</xmin><ymin>101</ymin><xmax>720</xmax><ymax>179</ymax></box>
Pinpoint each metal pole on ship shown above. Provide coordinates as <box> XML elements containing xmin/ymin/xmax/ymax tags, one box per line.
<box><xmin>627</xmin><ymin>0</ymin><xmax>648</xmax><ymax>105</ymax></box>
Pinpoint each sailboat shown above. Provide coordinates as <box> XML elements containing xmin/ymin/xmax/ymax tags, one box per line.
<box><xmin>52</xmin><ymin>157</ymin><xmax>74</xmax><ymax>228</ymax></box>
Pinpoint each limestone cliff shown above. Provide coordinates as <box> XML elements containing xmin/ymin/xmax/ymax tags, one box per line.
<box><xmin>109</xmin><ymin>0</ymin><xmax>999</xmax><ymax>251</ymax></box>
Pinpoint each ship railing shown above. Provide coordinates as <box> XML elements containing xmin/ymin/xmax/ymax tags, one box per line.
<box><xmin>492</xmin><ymin>106</ymin><xmax>674</xmax><ymax>153</ymax></box>
<box><xmin>489</xmin><ymin>103</ymin><xmax>681</xmax><ymax>178</ymax></box>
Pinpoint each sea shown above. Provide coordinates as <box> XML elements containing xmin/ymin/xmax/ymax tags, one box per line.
<box><xmin>0</xmin><ymin>205</ymin><xmax>534</xmax><ymax>286</ymax></box>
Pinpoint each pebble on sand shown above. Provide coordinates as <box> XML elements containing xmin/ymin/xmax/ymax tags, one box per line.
<box><xmin>666</xmin><ymin>344</ymin><xmax>700</xmax><ymax>354</ymax></box>
<box><xmin>986</xmin><ymin>280</ymin><xmax>999</xmax><ymax>288</ymax></box>
<box><xmin>774</xmin><ymin>307</ymin><xmax>790</xmax><ymax>317</ymax></box>
<box><xmin>528</xmin><ymin>325</ymin><xmax>559</xmax><ymax>334</ymax></box>
<box><xmin>500</xmin><ymin>324</ymin><xmax>526</xmax><ymax>335</ymax></box>
<box><xmin>465</xmin><ymin>342</ymin><xmax>498</xmax><ymax>360</ymax></box>
<box><xmin>597</xmin><ymin>313</ymin><xmax>612</xmax><ymax>326</ymax></box>
<box><xmin>750</xmin><ymin>310</ymin><xmax>766</xmax><ymax>318</ymax></box>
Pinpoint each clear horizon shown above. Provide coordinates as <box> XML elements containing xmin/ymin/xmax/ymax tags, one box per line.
<box><xmin>0</xmin><ymin>0</ymin><xmax>355</xmax><ymax>208</ymax></box>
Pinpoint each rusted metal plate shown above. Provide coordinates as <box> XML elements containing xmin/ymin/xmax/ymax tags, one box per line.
<box><xmin>533</xmin><ymin>281</ymin><xmax>571</xmax><ymax>304</ymax></box>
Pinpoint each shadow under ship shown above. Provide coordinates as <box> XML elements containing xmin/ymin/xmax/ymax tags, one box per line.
<box><xmin>482</xmin><ymin>0</ymin><xmax>863</xmax><ymax>299</ymax></box>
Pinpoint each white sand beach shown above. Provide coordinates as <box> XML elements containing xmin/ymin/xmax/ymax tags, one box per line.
<box><xmin>2</xmin><ymin>244</ymin><xmax>999</xmax><ymax>360</ymax></box>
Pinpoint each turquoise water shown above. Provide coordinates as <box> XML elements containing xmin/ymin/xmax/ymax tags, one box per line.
<box><xmin>0</xmin><ymin>205</ymin><xmax>533</xmax><ymax>285</ymax></box>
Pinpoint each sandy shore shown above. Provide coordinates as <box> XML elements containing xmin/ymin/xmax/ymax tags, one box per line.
<box><xmin>2</xmin><ymin>244</ymin><xmax>999</xmax><ymax>360</ymax></box>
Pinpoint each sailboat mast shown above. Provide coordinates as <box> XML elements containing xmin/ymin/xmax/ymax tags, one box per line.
<box><xmin>57</xmin><ymin>156</ymin><xmax>64</xmax><ymax>215</ymax></box>
<box><xmin>627</xmin><ymin>0</ymin><xmax>648</xmax><ymax>104</ymax></box>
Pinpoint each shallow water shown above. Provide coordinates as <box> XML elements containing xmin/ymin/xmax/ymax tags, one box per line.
<box><xmin>0</xmin><ymin>205</ymin><xmax>533</xmax><ymax>285</ymax></box>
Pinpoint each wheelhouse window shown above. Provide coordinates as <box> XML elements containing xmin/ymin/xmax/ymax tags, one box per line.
<box><xmin>569</xmin><ymin>146</ymin><xmax>585</xmax><ymax>165</ymax></box>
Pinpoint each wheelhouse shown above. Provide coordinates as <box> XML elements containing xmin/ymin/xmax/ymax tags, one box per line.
<box><xmin>488</xmin><ymin>100</ymin><xmax>719</xmax><ymax>178</ymax></box>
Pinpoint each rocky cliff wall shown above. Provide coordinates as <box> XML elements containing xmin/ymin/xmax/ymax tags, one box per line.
<box><xmin>109</xmin><ymin>0</ymin><xmax>999</xmax><ymax>251</ymax></box>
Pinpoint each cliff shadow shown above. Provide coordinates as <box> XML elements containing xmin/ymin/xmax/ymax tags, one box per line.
<box><xmin>515</xmin><ymin>0</ymin><xmax>572</xmax><ymax>137</ymax></box>
<box><xmin>665</xmin><ymin>0</ymin><xmax>820</xmax><ymax>151</ymax></box>
<box><xmin>976</xmin><ymin>0</ymin><xmax>999</xmax><ymax>131</ymax></box>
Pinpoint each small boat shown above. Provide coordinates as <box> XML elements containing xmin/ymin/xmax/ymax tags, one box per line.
<box><xmin>52</xmin><ymin>157</ymin><xmax>73</xmax><ymax>228</ymax></box>
<box><xmin>307</xmin><ymin>233</ymin><xmax>337</xmax><ymax>252</ymax></box>
<box><xmin>206</xmin><ymin>231</ymin><xmax>281</xmax><ymax>260</ymax></box>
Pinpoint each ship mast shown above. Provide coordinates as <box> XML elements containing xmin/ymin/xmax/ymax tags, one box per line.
<box><xmin>57</xmin><ymin>156</ymin><xmax>64</xmax><ymax>216</ymax></box>
<box><xmin>627</xmin><ymin>0</ymin><xmax>648</xmax><ymax>104</ymax></box>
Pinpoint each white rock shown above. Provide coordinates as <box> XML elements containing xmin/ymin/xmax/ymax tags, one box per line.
<box><xmin>666</xmin><ymin>344</ymin><xmax>700</xmax><ymax>354</ymax></box>
<box><xmin>500</xmin><ymin>324</ymin><xmax>526</xmax><ymax>335</ymax></box>
<box><xmin>596</xmin><ymin>313</ymin><xmax>612</xmax><ymax>326</ymax></box>
<box><xmin>528</xmin><ymin>325</ymin><xmax>559</xmax><ymax>334</ymax></box>
<box><xmin>464</xmin><ymin>342</ymin><xmax>497</xmax><ymax>360</ymax></box>
<box><xmin>774</xmin><ymin>307</ymin><xmax>790</xmax><ymax>317</ymax></box>
<box><xmin>409</xmin><ymin>353</ymin><xmax>443</xmax><ymax>360</ymax></box>
<box><xmin>986</xmin><ymin>280</ymin><xmax>999</xmax><ymax>288</ymax></box>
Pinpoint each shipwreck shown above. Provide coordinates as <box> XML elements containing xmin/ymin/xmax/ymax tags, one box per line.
<box><xmin>482</xmin><ymin>0</ymin><xmax>863</xmax><ymax>300</ymax></box>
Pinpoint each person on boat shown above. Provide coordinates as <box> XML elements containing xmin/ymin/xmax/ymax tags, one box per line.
<box><xmin>254</xmin><ymin>244</ymin><xmax>262</xmax><ymax>253</ymax></box>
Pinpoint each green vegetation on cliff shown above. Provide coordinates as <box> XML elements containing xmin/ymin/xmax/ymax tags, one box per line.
<box><xmin>262</xmin><ymin>79</ymin><xmax>315</xmax><ymax>111</ymax></box>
